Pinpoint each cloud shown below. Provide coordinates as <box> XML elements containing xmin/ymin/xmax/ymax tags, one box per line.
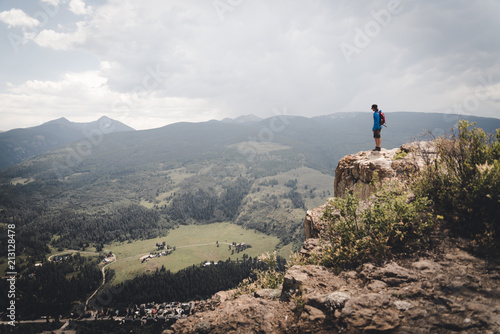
<box><xmin>32</xmin><ymin>21</ymin><xmax>87</xmax><ymax>50</ymax></box>
<box><xmin>69</xmin><ymin>0</ymin><xmax>93</xmax><ymax>16</ymax></box>
<box><xmin>71</xmin><ymin>0</ymin><xmax>356</xmax><ymax>117</ymax></box>
<box><xmin>1</xmin><ymin>0</ymin><xmax>500</xmax><ymax>131</ymax></box>
<box><xmin>0</xmin><ymin>9</ymin><xmax>39</xmax><ymax>28</ymax></box>
<box><xmin>1</xmin><ymin>69</ymin><xmax>218</xmax><ymax>130</ymax></box>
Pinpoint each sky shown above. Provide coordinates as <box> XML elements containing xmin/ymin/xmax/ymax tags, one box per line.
<box><xmin>1</xmin><ymin>0</ymin><xmax>499</xmax><ymax>131</ymax></box>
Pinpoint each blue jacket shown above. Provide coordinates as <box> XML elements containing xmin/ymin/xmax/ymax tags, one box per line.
<box><xmin>373</xmin><ymin>111</ymin><xmax>381</xmax><ymax>131</ymax></box>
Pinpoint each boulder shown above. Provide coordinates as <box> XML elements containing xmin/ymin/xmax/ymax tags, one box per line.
<box><xmin>340</xmin><ymin>293</ymin><xmax>400</xmax><ymax>332</ymax></box>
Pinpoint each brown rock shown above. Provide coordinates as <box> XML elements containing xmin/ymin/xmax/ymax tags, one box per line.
<box><xmin>304</xmin><ymin>204</ymin><xmax>331</xmax><ymax>239</ymax></box>
<box><xmin>282</xmin><ymin>265</ymin><xmax>346</xmax><ymax>301</ymax></box>
<box><xmin>254</xmin><ymin>288</ymin><xmax>281</xmax><ymax>300</ymax></box>
<box><xmin>299</xmin><ymin>238</ymin><xmax>326</xmax><ymax>257</ymax></box>
<box><xmin>324</xmin><ymin>291</ymin><xmax>351</xmax><ymax>310</ymax></box>
<box><xmin>301</xmin><ymin>305</ymin><xmax>326</xmax><ymax>323</ymax></box>
<box><xmin>334</xmin><ymin>142</ymin><xmax>436</xmax><ymax>200</ymax></box>
<box><xmin>367</xmin><ymin>279</ymin><xmax>388</xmax><ymax>292</ymax></box>
<box><xmin>361</xmin><ymin>262</ymin><xmax>417</xmax><ymax>286</ymax></box>
<box><xmin>341</xmin><ymin>293</ymin><xmax>400</xmax><ymax>331</ymax></box>
<box><xmin>171</xmin><ymin>294</ymin><xmax>294</xmax><ymax>334</ymax></box>
<box><xmin>412</xmin><ymin>259</ymin><xmax>442</xmax><ymax>272</ymax></box>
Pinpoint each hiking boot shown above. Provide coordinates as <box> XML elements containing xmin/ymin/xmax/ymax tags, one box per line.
<box><xmin>373</xmin><ymin>147</ymin><xmax>381</xmax><ymax>151</ymax></box>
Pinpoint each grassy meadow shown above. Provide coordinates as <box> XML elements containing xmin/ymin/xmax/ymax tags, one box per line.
<box><xmin>105</xmin><ymin>222</ymin><xmax>288</xmax><ymax>284</ymax></box>
<box><xmin>251</xmin><ymin>166</ymin><xmax>334</xmax><ymax>208</ymax></box>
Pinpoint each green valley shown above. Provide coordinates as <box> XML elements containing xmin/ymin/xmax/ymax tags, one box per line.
<box><xmin>104</xmin><ymin>222</ymin><xmax>287</xmax><ymax>284</ymax></box>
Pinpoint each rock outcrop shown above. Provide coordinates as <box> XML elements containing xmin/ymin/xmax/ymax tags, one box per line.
<box><xmin>169</xmin><ymin>143</ymin><xmax>500</xmax><ymax>334</ymax></box>
<box><xmin>304</xmin><ymin>141</ymin><xmax>435</xmax><ymax>240</ymax></box>
<box><xmin>334</xmin><ymin>141</ymin><xmax>436</xmax><ymax>200</ymax></box>
<box><xmin>304</xmin><ymin>202</ymin><xmax>330</xmax><ymax>240</ymax></box>
<box><xmin>171</xmin><ymin>248</ymin><xmax>500</xmax><ymax>333</ymax></box>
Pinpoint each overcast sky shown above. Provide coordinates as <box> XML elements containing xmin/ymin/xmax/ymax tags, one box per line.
<box><xmin>1</xmin><ymin>0</ymin><xmax>499</xmax><ymax>131</ymax></box>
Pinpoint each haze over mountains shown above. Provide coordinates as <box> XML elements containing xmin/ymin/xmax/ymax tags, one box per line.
<box><xmin>2</xmin><ymin>112</ymin><xmax>499</xmax><ymax>172</ymax></box>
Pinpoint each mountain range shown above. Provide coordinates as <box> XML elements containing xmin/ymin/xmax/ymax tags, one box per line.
<box><xmin>2</xmin><ymin>112</ymin><xmax>499</xmax><ymax>173</ymax></box>
<box><xmin>0</xmin><ymin>116</ymin><xmax>134</xmax><ymax>170</ymax></box>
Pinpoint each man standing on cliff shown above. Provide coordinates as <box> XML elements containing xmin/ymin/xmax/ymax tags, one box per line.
<box><xmin>372</xmin><ymin>104</ymin><xmax>381</xmax><ymax>151</ymax></box>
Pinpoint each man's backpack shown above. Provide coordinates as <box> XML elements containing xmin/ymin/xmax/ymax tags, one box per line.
<box><xmin>379</xmin><ymin>110</ymin><xmax>386</xmax><ymax>127</ymax></box>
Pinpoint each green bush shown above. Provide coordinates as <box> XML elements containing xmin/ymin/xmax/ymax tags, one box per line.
<box><xmin>393</xmin><ymin>149</ymin><xmax>408</xmax><ymax>160</ymax></box>
<box><xmin>414</xmin><ymin>121</ymin><xmax>500</xmax><ymax>253</ymax></box>
<box><xmin>318</xmin><ymin>183</ymin><xmax>434</xmax><ymax>273</ymax></box>
<box><xmin>233</xmin><ymin>251</ymin><xmax>286</xmax><ymax>297</ymax></box>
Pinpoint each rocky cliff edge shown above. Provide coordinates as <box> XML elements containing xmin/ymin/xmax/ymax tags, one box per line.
<box><xmin>170</xmin><ymin>143</ymin><xmax>500</xmax><ymax>334</ymax></box>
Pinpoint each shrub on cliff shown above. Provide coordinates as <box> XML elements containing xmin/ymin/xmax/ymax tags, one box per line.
<box><xmin>233</xmin><ymin>252</ymin><xmax>287</xmax><ymax>297</ymax></box>
<box><xmin>414</xmin><ymin>121</ymin><xmax>500</xmax><ymax>254</ymax></box>
<box><xmin>317</xmin><ymin>182</ymin><xmax>435</xmax><ymax>273</ymax></box>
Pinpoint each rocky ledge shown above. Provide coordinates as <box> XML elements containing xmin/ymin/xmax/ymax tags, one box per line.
<box><xmin>169</xmin><ymin>143</ymin><xmax>500</xmax><ymax>334</ymax></box>
<box><xmin>305</xmin><ymin>142</ymin><xmax>436</xmax><ymax>240</ymax></box>
<box><xmin>170</xmin><ymin>248</ymin><xmax>499</xmax><ymax>333</ymax></box>
<box><xmin>334</xmin><ymin>141</ymin><xmax>436</xmax><ymax>200</ymax></box>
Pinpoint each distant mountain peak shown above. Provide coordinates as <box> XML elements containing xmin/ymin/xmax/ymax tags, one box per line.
<box><xmin>46</xmin><ymin>117</ymin><xmax>71</xmax><ymax>125</ymax></box>
<box><xmin>222</xmin><ymin>114</ymin><xmax>262</xmax><ymax>124</ymax></box>
<box><xmin>98</xmin><ymin>115</ymin><xmax>113</xmax><ymax>122</ymax></box>
<box><xmin>99</xmin><ymin>116</ymin><xmax>135</xmax><ymax>131</ymax></box>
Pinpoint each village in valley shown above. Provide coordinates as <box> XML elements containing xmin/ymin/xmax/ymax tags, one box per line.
<box><xmin>140</xmin><ymin>240</ymin><xmax>252</xmax><ymax>264</ymax></box>
<box><xmin>140</xmin><ymin>242</ymin><xmax>176</xmax><ymax>263</ymax></box>
<box><xmin>88</xmin><ymin>240</ymin><xmax>255</xmax><ymax>327</ymax></box>
<box><xmin>0</xmin><ymin>235</ymin><xmax>258</xmax><ymax>329</ymax></box>
<box><xmin>91</xmin><ymin>301</ymin><xmax>196</xmax><ymax>326</ymax></box>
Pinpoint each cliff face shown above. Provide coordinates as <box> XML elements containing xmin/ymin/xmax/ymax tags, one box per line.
<box><xmin>334</xmin><ymin>142</ymin><xmax>436</xmax><ymax>200</ymax></box>
<box><xmin>170</xmin><ymin>143</ymin><xmax>500</xmax><ymax>334</ymax></box>
<box><xmin>305</xmin><ymin>142</ymin><xmax>436</xmax><ymax>240</ymax></box>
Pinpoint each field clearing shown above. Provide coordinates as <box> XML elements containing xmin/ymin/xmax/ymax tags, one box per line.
<box><xmin>106</xmin><ymin>222</ymin><xmax>285</xmax><ymax>284</ymax></box>
<box><xmin>139</xmin><ymin>199</ymin><xmax>155</xmax><ymax>209</ymax></box>
<box><xmin>229</xmin><ymin>141</ymin><xmax>290</xmax><ymax>154</ymax></box>
<box><xmin>10</xmin><ymin>177</ymin><xmax>34</xmax><ymax>185</ymax></box>
<box><xmin>250</xmin><ymin>166</ymin><xmax>333</xmax><ymax>208</ymax></box>
<box><xmin>138</xmin><ymin>167</ymin><xmax>193</xmax><ymax>208</ymax></box>
<box><xmin>141</xmin><ymin>189</ymin><xmax>177</xmax><ymax>208</ymax></box>
<box><xmin>166</xmin><ymin>167</ymin><xmax>191</xmax><ymax>183</ymax></box>
<box><xmin>47</xmin><ymin>250</ymin><xmax>100</xmax><ymax>261</ymax></box>
<box><xmin>47</xmin><ymin>243</ymin><xmax>98</xmax><ymax>256</ymax></box>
